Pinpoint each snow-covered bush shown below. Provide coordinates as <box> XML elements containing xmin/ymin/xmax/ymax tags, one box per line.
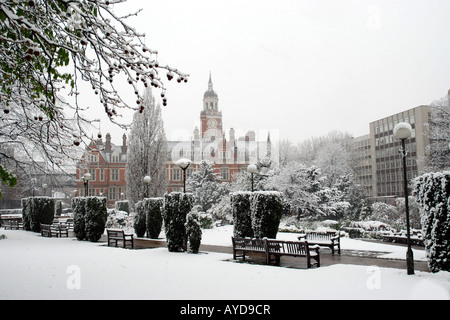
<box><xmin>146</xmin><ymin>198</ymin><xmax>164</xmax><ymax>239</ymax></box>
<box><xmin>369</xmin><ymin>202</ymin><xmax>398</xmax><ymax>225</ymax></box>
<box><xmin>163</xmin><ymin>192</ymin><xmax>194</xmax><ymax>252</ymax></box>
<box><xmin>115</xmin><ymin>200</ymin><xmax>130</xmax><ymax>214</ymax></box>
<box><xmin>72</xmin><ymin>197</ymin><xmax>107</xmax><ymax>242</ymax></box>
<box><xmin>72</xmin><ymin>197</ymin><xmax>87</xmax><ymax>241</ymax></box>
<box><xmin>230</xmin><ymin>191</ymin><xmax>254</xmax><ymax>238</ymax></box>
<box><xmin>414</xmin><ymin>172</ymin><xmax>450</xmax><ymax>272</ymax></box>
<box><xmin>134</xmin><ymin>200</ymin><xmax>147</xmax><ymax>238</ymax></box>
<box><xmin>106</xmin><ymin>209</ymin><xmax>133</xmax><ymax>231</ymax></box>
<box><xmin>209</xmin><ymin>195</ymin><xmax>233</xmax><ymax>224</ymax></box>
<box><xmin>21</xmin><ymin>197</ymin><xmax>55</xmax><ymax>232</ymax></box>
<box><xmin>85</xmin><ymin>197</ymin><xmax>108</xmax><ymax>242</ymax></box>
<box><xmin>55</xmin><ymin>200</ymin><xmax>62</xmax><ymax>216</ymax></box>
<box><xmin>185</xmin><ymin>211</ymin><xmax>202</xmax><ymax>254</ymax></box>
<box><xmin>251</xmin><ymin>191</ymin><xmax>284</xmax><ymax>239</ymax></box>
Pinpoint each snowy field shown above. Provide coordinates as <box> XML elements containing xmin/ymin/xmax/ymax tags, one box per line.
<box><xmin>1</xmin><ymin>226</ymin><xmax>449</xmax><ymax>300</ymax></box>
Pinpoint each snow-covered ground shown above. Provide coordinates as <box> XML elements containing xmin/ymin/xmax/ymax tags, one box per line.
<box><xmin>1</xmin><ymin>227</ymin><xmax>449</xmax><ymax>300</ymax></box>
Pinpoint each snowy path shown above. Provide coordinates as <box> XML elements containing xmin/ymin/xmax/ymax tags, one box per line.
<box><xmin>1</xmin><ymin>228</ymin><xmax>449</xmax><ymax>300</ymax></box>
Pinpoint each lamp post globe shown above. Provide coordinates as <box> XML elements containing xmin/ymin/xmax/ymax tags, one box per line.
<box><xmin>83</xmin><ymin>172</ymin><xmax>92</xmax><ymax>197</ymax></box>
<box><xmin>247</xmin><ymin>164</ymin><xmax>258</xmax><ymax>192</ymax></box>
<box><xmin>143</xmin><ymin>175</ymin><xmax>151</xmax><ymax>198</ymax></box>
<box><xmin>176</xmin><ymin>158</ymin><xmax>192</xmax><ymax>193</ymax></box>
<box><xmin>393</xmin><ymin>122</ymin><xmax>414</xmax><ymax>275</ymax></box>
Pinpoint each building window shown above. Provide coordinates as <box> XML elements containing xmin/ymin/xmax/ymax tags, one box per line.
<box><xmin>172</xmin><ymin>168</ymin><xmax>181</xmax><ymax>181</ymax></box>
<box><xmin>109</xmin><ymin>187</ymin><xmax>116</xmax><ymax>200</ymax></box>
<box><xmin>100</xmin><ymin>169</ymin><xmax>104</xmax><ymax>181</ymax></box>
<box><xmin>88</xmin><ymin>169</ymin><xmax>96</xmax><ymax>181</ymax></box>
<box><xmin>221</xmin><ymin>168</ymin><xmax>229</xmax><ymax>181</ymax></box>
<box><xmin>111</xmin><ymin>169</ymin><xmax>119</xmax><ymax>181</ymax></box>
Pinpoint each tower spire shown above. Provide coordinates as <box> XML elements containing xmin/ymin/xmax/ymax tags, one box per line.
<box><xmin>208</xmin><ymin>71</ymin><xmax>213</xmax><ymax>91</ymax></box>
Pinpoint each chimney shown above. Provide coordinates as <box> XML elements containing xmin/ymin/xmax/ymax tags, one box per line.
<box><xmin>105</xmin><ymin>133</ymin><xmax>111</xmax><ymax>152</ymax></box>
<box><xmin>122</xmin><ymin>133</ymin><xmax>127</xmax><ymax>154</ymax></box>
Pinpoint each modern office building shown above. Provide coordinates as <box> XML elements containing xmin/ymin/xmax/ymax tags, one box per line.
<box><xmin>353</xmin><ymin>105</ymin><xmax>431</xmax><ymax>201</ymax></box>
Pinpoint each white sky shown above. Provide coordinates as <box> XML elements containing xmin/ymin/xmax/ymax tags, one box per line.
<box><xmin>92</xmin><ymin>0</ymin><xmax>450</xmax><ymax>145</ymax></box>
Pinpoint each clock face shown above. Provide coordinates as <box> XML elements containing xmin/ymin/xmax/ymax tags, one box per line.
<box><xmin>207</xmin><ymin>118</ymin><xmax>217</xmax><ymax>128</ymax></box>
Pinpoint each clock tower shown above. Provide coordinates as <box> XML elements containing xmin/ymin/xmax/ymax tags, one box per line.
<box><xmin>200</xmin><ymin>73</ymin><xmax>223</xmax><ymax>140</ymax></box>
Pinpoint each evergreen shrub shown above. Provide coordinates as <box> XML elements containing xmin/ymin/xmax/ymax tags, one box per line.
<box><xmin>72</xmin><ymin>197</ymin><xmax>107</xmax><ymax>242</ymax></box>
<box><xmin>185</xmin><ymin>211</ymin><xmax>202</xmax><ymax>253</ymax></box>
<box><xmin>21</xmin><ymin>197</ymin><xmax>55</xmax><ymax>232</ymax></box>
<box><xmin>251</xmin><ymin>191</ymin><xmax>284</xmax><ymax>239</ymax></box>
<box><xmin>72</xmin><ymin>197</ymin><xmax>87</xmax><ymax>240</ymax></box>
<box><xmin>146</xmin><ymin>198</ymin><xmax>164</xmax><ymax>239</ymax></box>
<box><xmin>163</xmin><ymin>192</ymin><xmax>193</xmax><ymax>252</ymax></box>
<box><xmin>85</xmin><ymin>197</ymin><xmax>108</xmax><ymax>242</ymax></box>
<box><xmin>134</xmin><ymin>200</ymin><xmax>147</xmax><ymax>237</ymax></box>
<box><xmin>414</xmin><ymin>172</ymin><xmax>450</xmax><ymax>272</ymax></box>
<box><xmin>230</xmin><ymin>191</ymin><xmax>254</xmax><ymax>238</ymax></box>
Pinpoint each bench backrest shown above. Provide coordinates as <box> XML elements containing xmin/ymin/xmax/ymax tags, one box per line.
<box><xmin>306</xmin><ymin>231</ymin><xmax>337</xmax><ymax>241</ymax></box>
<box><xmin>232</xmin><ymin>237</ymin><xmax>267</xmax><ymax>252</ymax></box>
<box><xmin>107</xmin><ymin>229</ymin><xmax>124</xmax><ymax>238</ymax></box>
<box><xmin>267</xmin><ymin>240</ymin><xmax>308</xmax><ymax>255</ymax></box>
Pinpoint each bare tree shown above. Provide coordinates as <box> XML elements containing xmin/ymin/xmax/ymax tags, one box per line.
<box><xmin>0</xmin><ymin>0</ymin><xmax>187</xmax><ymax>193</ymax></box>
<box><xmin>426</xmin><ymin>94</ymin><xmax>450</xmax><ymax>171</ymax></box>
<box><xmin>126</xmin><ymin>88</ymin><xmax>167</xmax><ymax>208</ymax></box>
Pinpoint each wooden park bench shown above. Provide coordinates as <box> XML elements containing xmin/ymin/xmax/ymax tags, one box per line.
<box><xmin>107</xmin><ymin>229</ymin><xmax>134</xmax><ymax>249</ymax></box>
<box><xmin>3</xmin><ymin>220</ymin><xmax>23</xmax><ymax>230</ymax></box>
<box><xmin>232</xmin><ymin>237</ymin><xmax>320</xmax><ymax>269</ymax></box>
<box><xmin>232</xmin><ymin>237</ymin><xmax>268</xmax><ymax>262</ymax></box>
<box><xmin>298</xmin><ymin>231</ymin><xmax>341</xmax><ymax>254</ymax></box>
<box><xmin>266</xmin><ymin>239</ymin><xmax>320</xmax><ymax>268</ymax></box>
<box><xmin>40</xmin><ymin>224</ymin><xmax>60</xmax><ymax>237</ymax></box>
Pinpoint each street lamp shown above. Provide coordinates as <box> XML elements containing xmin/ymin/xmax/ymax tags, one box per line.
<box><xmin>82</xmin><ymin>172</ymin><xmax>92</xmax><ymax>197</ymax></box>
<box><xmin>393</xmin><ymin>122</ymin><xmax>414</xmax><ymax>275</ymax></box>
<box><xmin>31</xmin><ymin>178</ymin><xmax>37</xmax><ymax>197</ymax></box>
<box><xmin>247</xmin><ymin>164</ymin><xmax>257</xmax><ymax>192</ymax></box>
<box><xmin>143</xmin><ymin>175</ymin><xmax>151</xmax><ymax>198</ymax></box>
<box><xmin>42</xmin><ymin>183</ymin><xmax>47</xmax><ymax>197</ymax></box>
<box><xmin>176</xmin><ymin>158</ymin><xmax>192</xmax><ymax>193</ymax></box>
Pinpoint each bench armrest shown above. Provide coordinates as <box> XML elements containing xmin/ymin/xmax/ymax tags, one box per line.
<box><xmin>297</xmin><ymin>234</ymin><xmax>306</xmax><ymax>240</ymax></box>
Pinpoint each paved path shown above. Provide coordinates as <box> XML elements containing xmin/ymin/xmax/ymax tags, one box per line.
<box><xmin>134</xmin><ymin>238</ymin><xmax>431</xmax><ymax>272</ymax></box>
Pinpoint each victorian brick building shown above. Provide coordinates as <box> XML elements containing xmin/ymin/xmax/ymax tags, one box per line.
<box><xmin>75</xmin><ymin>133</ymin><xmax>128</xmax><ymax>207</ymax></box>
<box><xmin>75</xmin><ymin>74</ymin><xmax>273</xmax><ymax>206</ymax></box>
<box><xmin>166</xmin><ymin>74</ymin><xmax>272</xmax><ymax>192</ymax></box>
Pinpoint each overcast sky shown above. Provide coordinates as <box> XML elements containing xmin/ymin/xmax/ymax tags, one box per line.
<box><xmin>96</xmin><ymin>0</ymin><xmax>450</xmax><ymax>145</ymax></box>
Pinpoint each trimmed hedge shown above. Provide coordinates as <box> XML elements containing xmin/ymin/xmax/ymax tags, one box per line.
<box><xmin>72</xmin><ymin>197</ymin><xmax>87</xmax><ymax>241</ymax></box>
<box><xmin>72</xmin><ymin>197</ymin><xmax>107</xmax><ymax>242</ymax></box>
<box><xmin>230</xmin><ymin>192</ymin><xmax>254</xmax><ymax>238</ymax></box>
<box><xmin>134</xmin><ymin>200</ymin><xmax>147</xmax><ymax>238</ymax></box>
<box><xmin>185</xmin><ymin>211</ymin><xmax>202</xmax><ymax>253</ymax></box>
<box><xmin>21</xmin><ymin>197</ymin><xmax>55</xmax><ymax>232</ymax></box>
<box><xmin>163</xmin><ymin>192</ymin><xmax>194</xmax><ymax>252</ymax></box>
<box><xmin>147</xmin><ymin>198</ymin><xmax>164</xmax><ymax>239</ymax></box>
<box><xmin>231</xmin><ymin>191</ymin><xmax>284</xmax><ymax>239</ymax></box>
<box><xmin>251</xmin><ymin>191</ymin><xmax>284</xmax><ymax>239</ymax></box>
<box><xmin>134</xmin><ymin>197</ymin><xmax>164</xmax><ymax>239</ymax></box>
<box><xmin>85</xmin><ymin>197</ymin><xmax>108</xmax><ymax>242</ymax></box>
<box><xmin>414</xmin><ymin>172</ymin><xmax>450</xmax><ymax>272</ymax></box>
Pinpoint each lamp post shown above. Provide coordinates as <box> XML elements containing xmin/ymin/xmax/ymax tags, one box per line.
<box><xmin>31</xmin><ymin>178</ymin><xmax>37</xmax><ymax>197</ymax></box>
<box><xmin>83</xmin><ymin>172</ymin><xmax>92</xmax><ymax>197</ymax></box>
<box><xmin>393</xmin><ymin>122</ymin><xmax>414</xmax><ymax>275</ymax></box>
<box><xmin>247</xmin><ymin>164</ymin><xmax>258</xmax><ymax>192</ymax></box>
<box><xmin>176</xmin><ymin>158</ymin><xmax>192</xmax><ymax>193</ymax></box>
<box><xmin>143</xmin><ymin>175</ymin><xmax>151</xmax><ymax>198</ymax></box>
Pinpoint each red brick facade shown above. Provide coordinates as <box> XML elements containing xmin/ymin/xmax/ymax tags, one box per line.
<box><xmin>75</xmin><ymin>133</ymin><xmax>127</xmax><ymax>208</ymax></box>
